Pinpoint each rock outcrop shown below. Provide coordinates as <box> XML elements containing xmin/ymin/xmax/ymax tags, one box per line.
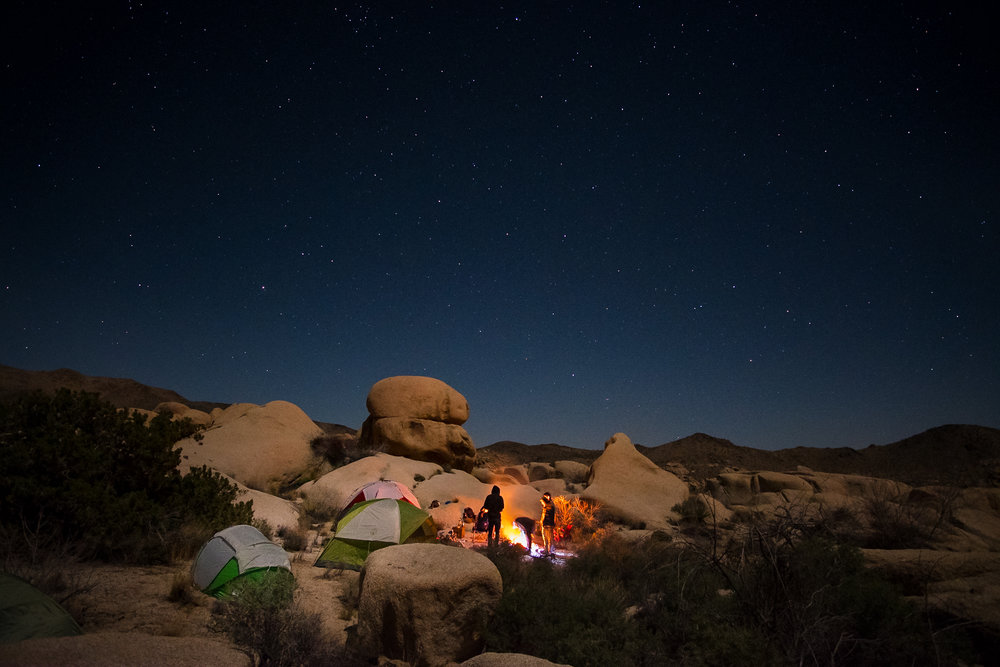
<box><xmin>580</xmin><ymin>433</ymin><xmax>689</xmax><ymax>529</ymax></box>
<box><xmin>366</xmin><ymin>375</ymin><xmax>470</xmax><ymax>424</ymax></box>
<box><xmin>357</xmin><ymin>543</ymin><xmax>502</xmax><ymax>666</ymax></box>
<box><xmin>298</xmin><ymin>453</ymin><xmax>444</xmax><ymax>514</ymax></box>
<box><xmin>358</xmin><ymin>376</ymin><xmax>476</xmax><ymax>472</ymax></box>
<box><xmin>174</xmin><ymin>401</ymin><xmax>323</xmax><ymax>489</ymax></box>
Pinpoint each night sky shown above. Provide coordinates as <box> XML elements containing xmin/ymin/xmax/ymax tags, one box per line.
<box><xmin>3</xmin><ymin>2</ymin><xmax>997</xmax><ymax>450</ymax></box>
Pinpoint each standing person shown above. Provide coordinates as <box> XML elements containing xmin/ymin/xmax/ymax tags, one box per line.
<box><xmin>481</xmin><ymin>485</ymin><xmax>504</xmax><ymax>547</ymax></box>
<box><xmin>540</xmin><ymin>492</ymin><xmax>556</xmax><ymax>556</ymax></box>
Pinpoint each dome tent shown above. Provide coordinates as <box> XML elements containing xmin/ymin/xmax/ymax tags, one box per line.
<box><xmin>191</xmin><ymin>524</ymin><xmax>291</xmax><ymax>598</ymax></box>
<box><xmin>0</xmin><ymin>573</ymin><xmax>82</xmax><ymax>643</ymax></box>
<box><xmin>341</xmin><ymin>479</ymin><xmax>420</xmax><ymax>515</ymax></box>
<box><xmin>315</xmin><ymin>497</ymin><xmax>435</xmax><ymax>570</ymax></box>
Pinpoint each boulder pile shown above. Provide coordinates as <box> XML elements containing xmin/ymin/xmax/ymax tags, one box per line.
<box><xmin>357</xmin><ymin>376</ymin><xmax>477</xmax><ymax>472</ymax></box>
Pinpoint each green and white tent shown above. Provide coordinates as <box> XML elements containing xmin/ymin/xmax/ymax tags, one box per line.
<box><xmin>0</xmin><ymin>573</ymin><xmax>82</xmax><ymax>644</ymax></box>
<box><xmin>191</xmin><ymin>524</ymin><xmax>292</xmax><ymax>598</ymax></box>
<box><xmin>315</xmin><ymin>497</ymin><xmax>434</xmax><ymax>570</ymax></box>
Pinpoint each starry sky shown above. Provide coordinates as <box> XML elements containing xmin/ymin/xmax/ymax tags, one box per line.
<box><xmin>2</xmin><ymin>2</ymin><xmax>997</xmax><ymax>451</ymax></box>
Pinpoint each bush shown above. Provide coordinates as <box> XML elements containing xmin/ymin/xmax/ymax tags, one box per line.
<box><xmin>211</xmin><ymin>573</ymin><xmax>352</xmax><ymax>666</ymax></box>
<box><xmin>673</xmin><ymin>496</ymin><xmax>710</xmax><ymax>523</ymax></box>
<box><xmin>311</xmin><ymin>432</ymin><xmax>381</xmax><ymax>471</ymax></box>
<box><xmin>0</xmin><ymin>389</ymin><xmax>253</xmax><ymax>562</ymax></box>
<box><xmin>862</xmin><ymin>482</ymin><xmax>934</xmax><ymax>549</ymax></box>
<box><xmin>550</xmin><ymin>496</ymin><xmax>602</xmax><ymax>543</ymax></box>
<box><xmin>485</xmin><ymin>520</ymin><xmax>984</xmax><ymax>666</ymax></box>
<box><xmin>276</xmin><ymin>526</ymin><xmax>307</xmax><ymax>552</ymax></box>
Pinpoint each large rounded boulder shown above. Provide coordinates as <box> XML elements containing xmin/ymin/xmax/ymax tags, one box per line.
<box><xmin>367</xmin><ymin>375</ymin><xmax>470</xmax><ymax>425</ymax></box>
<box><xmin>357</xmin><ymin>543</ymin><xmax>502</xmax><ymax>666</ymax></box>
<box><xmin>359</xmin><ymin>376</ymin><xmax>476</xmax><ymax>472</ymax></box>
<box><xmin>174</xmin><ymin>400</ymin><xmax>323</xmax><ymax>489</ymax></box>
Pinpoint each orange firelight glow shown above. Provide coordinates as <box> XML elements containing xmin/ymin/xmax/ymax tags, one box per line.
<box><xmin>501</xmin><ymin>521</ymin><xmax>529</xmax><ymax>549</ymax></box>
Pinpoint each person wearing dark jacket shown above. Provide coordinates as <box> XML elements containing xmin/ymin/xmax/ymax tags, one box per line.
<box><xmin>481</xmin><ymin>485</ymin><xmax>504</xmax><ymax>547</ymax></box>
<box><xmin>540</xmin><ymin>492</ymin><xmax>556</xmax><ymax>556</ymax></box>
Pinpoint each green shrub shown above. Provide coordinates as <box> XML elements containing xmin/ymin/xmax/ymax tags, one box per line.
<box><xmin>211</xmin><ymin>573</ymin><xmax>352</xmax><ymax>666</ymax></box>
<box><xmin>0</xmin><ymin>389</ymin><xmax>253</xmax><ymax>562</ymax></box>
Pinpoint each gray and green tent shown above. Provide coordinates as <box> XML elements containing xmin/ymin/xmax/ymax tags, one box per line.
<box><xmin>0</xmin><ymin>573</ymin><xmax>82</xmax><ymax>643</ymax></box>
<box><xmin>191</xmin><ymin>524</ymin><xmax>292</xmax><ymax>598</ymax></box>
<box><xmin>315</xmin><ymin>497</ymin><xmax>434</xmax><ymax>570</ymax></box>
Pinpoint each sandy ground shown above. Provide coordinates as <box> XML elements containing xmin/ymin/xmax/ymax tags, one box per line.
<box><xmin>1</xmin><ymin>543</ymin><xmax>360</xmax><ymax>666</ymax></box>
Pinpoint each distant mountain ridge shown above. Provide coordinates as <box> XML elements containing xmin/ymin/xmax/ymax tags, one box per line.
<box><xmin>0</xmin><ymin>364</ymin><xmax>229</xmax><ymax>413</ymax></box>
<box><xmin>2</xmin><ymin>364</ymin><xmax>997</xmax><ymax>487</ymax></box>
<box><xmin>480</xmin><ymin>426</ymin><xmax>1000</xmax><ymax>488</ymax></box>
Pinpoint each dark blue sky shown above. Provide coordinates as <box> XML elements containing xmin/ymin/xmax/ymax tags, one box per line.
<box><xmin>2</xmin><ymin>2</ymin><xmax>997</xmax><ymax>450</ymax></box>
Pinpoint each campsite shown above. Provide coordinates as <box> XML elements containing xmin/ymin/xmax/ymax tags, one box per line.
<box><xmin>2</xmin><ymin>371</ymin><xmax>1000</xmax><ymax>666</ymax></box>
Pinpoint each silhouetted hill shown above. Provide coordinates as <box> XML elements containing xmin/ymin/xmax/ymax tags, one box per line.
<box><xmin>0</xmin><ymin>364</ymin><xmax>360</xmax><ymax>434</ymax></box>
<box><xmin>476</xmin><ymin>441</ymin><xmax>603</xmax><ymax>467</ymax></box>
<box><xmin>481</xmin><ymin>426</ymin><xmax>1000</xmax><ymax>488</ymax></box>
<box><xmin>0</xmin><ymin>364</ymin><xmax>229</xmax><ymax>413</ymax></box>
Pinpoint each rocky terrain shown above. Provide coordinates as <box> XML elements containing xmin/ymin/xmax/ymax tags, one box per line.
<box><xmin>2</xmin><ymin>365</ymin><xmax>999</xmax><ymax>665</ymax></box>
<box><xmin>6</xmin><ymin>363</ymin><xmax>997</xmax><ymax>487</ymax></box>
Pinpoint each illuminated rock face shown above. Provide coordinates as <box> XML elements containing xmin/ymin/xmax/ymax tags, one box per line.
<box><xmin>174</xmin><ymin>400</ymin><xmax>322</xmax><ymax>489</ymax></box>
<box><xmin>359</xmin><ymin>376</ymin><xmax>476</xmax><ymax>472</ymax></box>
<box><xmin>366</xmin><ymin>375</ymin><xmax>470</xmax><ymax>424</ymax></box>
<box><xmin>357</xmin><ymin>543</ymin><xmax>502</xmax><ymax>665</ymax></box>
<box><xmin>580</xmin><ymin>432</ymin><xmax>689</xmax><ymax>530</ymax></box>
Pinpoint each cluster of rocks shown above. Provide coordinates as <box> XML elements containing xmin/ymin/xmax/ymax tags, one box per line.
<box><xmin>357</xmin><ymin>376</ymin><xmax>477</xmax><ymax>473</ymax></box>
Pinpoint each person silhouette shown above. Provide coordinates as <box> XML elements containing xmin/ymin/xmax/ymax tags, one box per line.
<box><xmin>480</xmin><ymin>485</ymin><xmax>504</xmax><ymax>547</ymax></box>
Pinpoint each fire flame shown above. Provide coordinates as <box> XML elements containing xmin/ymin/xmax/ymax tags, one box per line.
<box><xmin>501</xmin><ymin>521</ymin><xmax>528</xmax><ymax>549</ymax></box>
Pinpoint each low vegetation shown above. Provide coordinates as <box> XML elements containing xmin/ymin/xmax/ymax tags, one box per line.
<box><xmin>0</xmin><ymin>389</ymin><xmax>253</xmax><ymax>564</ymax></box>
<box><xmin>310</xmin><ymin>431</ymin><xmax>379</xmax><ymax>470</ymax></box>
<box><xmin>485</xmin><ymin>508</ymin><xmax>986</xmax><ymax>666</ymax></box>
<box><xmin>211</xmin><ymin>572</ymin><xmax>354</xmax><ymax>666</ymax></box>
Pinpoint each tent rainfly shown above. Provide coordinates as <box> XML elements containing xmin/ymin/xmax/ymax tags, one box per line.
<box><xmin>0</xmin><ymin>573</ymin><xmax>82</xmax><ymax>644</ymax></box>
<box><xmin>315</xmin><ymin>497</ymin><xmax>434</xmax><ymax>570</ymax></box>
<box><xmin>191</xmin><ymin>524</ymin><xmax>292</xmax><ymax>598</ymax></box>
<box><xmin>340</xmin><ymin>479</ymin><xmax>420</xmax><ymax>516</ymax></box>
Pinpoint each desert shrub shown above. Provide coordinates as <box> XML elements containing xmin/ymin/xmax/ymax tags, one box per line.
<box><xmin>167</xmin><ymin>570</ymin><xmax>196</xmax><ymax>606</ymax></box>
<box><xmin>862</xmin><ymin>481</ymin><xmax>933</xmax><ymax>549</ymax></box>
<box><xmin>0</xmin><ymin>519</ymin><xmax>96</xmax><ymax>623</ymax></box>
<box><xmin>276</xmin><ymin>526</ymin><xmax>306</xmax><ymax>552</ymax></box>
<box><xmin>0</xmin><ymin>389</ymin><xmax>253</xmax><ymax>562</ymax></box>
<box><xmin>487</xmin><ymin>531</ymin><xmax>777</xmax><ymax>666</ymax></box>
<box><xmin>485</xmin><ymin>554</ymin><xmax>636</xmax><ymax>666</ymax></box>
<box><xmin>706</xmin><ymin>507</ymin><xmax>979</xmax><ymax>666</ymax></box>
<box><xmin>486</xmin><ymin>519</ymin><xmax>983</xmax><ymax>666</ymax></box>
<box><xmin>566</xmin><ymin>498</ymin><xmax>602</xmax><ymax>541</ymax></box>
<box><xmin>673</xmin><ymin>496</ymin><xmax>710</xmax><ymax>523</ymax></box>
<box><xmin>337</xmin><ymin>576</ymin><xmax>361</xmax><ymax>621</ymax></box>
<box><xmin>252</xmin><ymin>518</ymin><xmax>274</xmax><ymax>540</ymax></box>
<box><xmin>808</xmin><ymin>503</ymin><xmax>866</xmax><ymax>545</ymax></box>
<box><xmin>299</xmin><ymin>497</ymin><xmax>335</xmax><ymax>526</ymax></box>
<box><xmin>312</xmin><ymin>432</ymin><xmax>382</xmax><ymax>471</ymax></box>
<box><xmin>212</xmin><ymin>573</ymin><xmax>352</xmax><ymax>666</ymax></box>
